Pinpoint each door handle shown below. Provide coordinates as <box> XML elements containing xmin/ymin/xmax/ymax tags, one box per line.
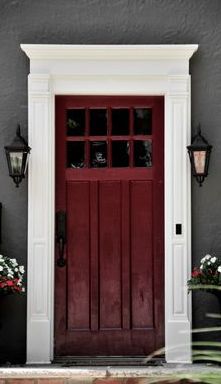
<box><xmin>56</xmin><ymin>211</ymin><xmax>66</xmax><ymax>267</ymax></box>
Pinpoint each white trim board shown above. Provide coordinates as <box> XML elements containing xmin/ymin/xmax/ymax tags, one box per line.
<box><xmin>21</xmin><ymin>44</ymin><xmax>198</xmax><ymax>364</ymax></box>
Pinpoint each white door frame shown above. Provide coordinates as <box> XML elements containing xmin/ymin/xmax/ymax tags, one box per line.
<box><xmin>21</xmin><ymin>44</ymin><xmax>198</xmax><ymax>364</ymax></box>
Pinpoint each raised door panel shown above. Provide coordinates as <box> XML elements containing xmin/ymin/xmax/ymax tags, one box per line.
<box><xmin>67</xmin><ymin>181</ymin><xmax>90</xmax><ymax>330</ymax></box>
<box><xmin>130</xmin><ymin>181</ymin><xmax>154</xmax><ymax>329</ymax></box>
<box><xmin>99</xmin><ymin>181</ymin><xmax>122</xmax><ymax>329</ymax></box>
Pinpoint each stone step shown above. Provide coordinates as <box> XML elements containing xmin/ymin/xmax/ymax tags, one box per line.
<box><xmin>0</xmin><ymin>366</ymin><xmax>220</xmax><ymax>384</ymax></box>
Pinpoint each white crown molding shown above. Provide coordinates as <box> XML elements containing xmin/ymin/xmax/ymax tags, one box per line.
<box><xmin>21</xmin><ymin>44</ymin><xmax>198</xmax><ymax>61</ymax></box>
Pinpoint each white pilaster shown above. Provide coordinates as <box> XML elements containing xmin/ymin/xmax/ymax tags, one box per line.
<box><xmin>27</xmin><ymin>74</ymin><xmax>54</xmax><ymax>363</ymax></box>
<box><xmin>165</xmin><ymin>76</ymin><xmax>192</xmax><ymax>362</ymax></box>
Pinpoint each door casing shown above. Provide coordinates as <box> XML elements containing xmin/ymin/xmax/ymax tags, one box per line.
<box><xmin>21</xmin><ymin>44</ymin><xmax>198</xmax><ymax>364</ymax></box>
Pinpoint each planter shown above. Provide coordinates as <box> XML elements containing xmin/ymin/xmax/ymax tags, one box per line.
<box><xmin>0</xmin><ymin>293</ymin><xmax>26</xmax><ymax>364</ymax></box>
<box><xmin>206</xmin><ymin>289</ymin><xmax>221</xmax><ymax>314</ymax></box>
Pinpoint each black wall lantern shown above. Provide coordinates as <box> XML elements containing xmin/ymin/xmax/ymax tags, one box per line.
<box><xmin>187</xmin><ymin>126</ymin><xmax>212</xmax><ymax>187</ymax></box>
<box><xmin>5</xmin><ymin>125</ymin><xmax>31</xmax><ymax>187</ymax></box>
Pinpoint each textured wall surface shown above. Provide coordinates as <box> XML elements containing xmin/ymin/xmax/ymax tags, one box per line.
<box><xmin>0</xmin><ymin>0</ymin><xmax>221</xmax><ymax>363</ymax></box>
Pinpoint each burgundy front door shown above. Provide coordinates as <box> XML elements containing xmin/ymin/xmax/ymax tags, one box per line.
<box><xmin>55</xmin><ymin>96</ymin><xmax>164</xmax><ymax>356</ymax></box>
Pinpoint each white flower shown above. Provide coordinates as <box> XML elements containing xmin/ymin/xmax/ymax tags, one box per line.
<box><xmin>218</xmin><ymin>266</ymin><xmax>221</xmax><ymax>273</ymax></box>
<box><xmin>11</xmin><ymin>258</ymin><xmax>18</xmax><ymax>266</ymax></box>
<box><xmin>201</xmin><ymin>255</ymin><xmax>211</xmax><ymax>263</ymax></box>
<box><xmin>7</xmin><ymin>274</ymin><xmax>13</xmax><ymax>278</ymax></box>
<box><xmin>200</xmin><ymin>265</ymin><xmax>203</xmax><ymax>270</ymax></box>
<box><xmin>0</xmin><ymin>254</ymin><xmax>25</xmax><ymax>293</ymax></box>
<box><xmin>207</xmin><ymin>261</ymin><xmax>211</xmax><ymax>265</ymax></box>
<box><xmin>211</xmin><ymin>257</ymin><xmax>217</xmax><ymax>263</ymax></box>
<box><xmin>19</xmin><ymin>266</ymin><xmax>25</xmax><ymax>274</ymax></box>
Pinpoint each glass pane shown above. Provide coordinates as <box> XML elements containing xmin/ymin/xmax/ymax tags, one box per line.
<box><xmin>193</xmin><ymin>151</ymin><xmax>206</xmax><ymax>174</ymax></box>
<box><xmin>112</xmin><ymin>109</ymin><xmax>129</xmax><ymax>135</ymax></box>
<box><xmin>67</xmin><ymin>109</ymin><xmax>85</xmax><ymax>136</ymax></box>
<box><xmin>112</xmin><ymin>141</ymin><xmax>129</xmax><ymax>167</ymax></box>
<box><xmin>9</xmin><ymin>152</ymin><xmax>23</xmax><ymax>174</ymax></box>
<box><xmin>90</xmin><ymin>109</ymin><xmax>107</xmax><ymax>135</ymax></box>
<box><xmin>67</xmin><ymin>142</ymin><xmax>85</xmax><ymax>168</ymax></box>
<box><xmin>134</xmin><ymin>141</ymin><xmax>152</xmax><ymax>167</ymax></box>
<box><xmin>134</xmin><ymin>108</ymin><xmax>152</xmax><ymax>135</ymax></box>
<box><xmin>90</xmin><ymin>141</ymin><xmax>107</xmax><ymax>168</ymax></box>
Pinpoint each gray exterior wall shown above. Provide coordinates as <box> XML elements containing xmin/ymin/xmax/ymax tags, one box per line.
<box><xmin>0</xmin><ymin>0</ymin><xmax>221</xmax><ymax>363</ymax></box>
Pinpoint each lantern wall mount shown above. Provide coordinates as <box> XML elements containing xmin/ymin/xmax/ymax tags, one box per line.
<box><xmin>4</xmin><ymin>124</ymin><xmax>31</xmax><ymax>188</ymax></box>
<box><xmin>187</xmin><ymin>125</ymin><xmax>212</xmax><ymax>187</ymax></box>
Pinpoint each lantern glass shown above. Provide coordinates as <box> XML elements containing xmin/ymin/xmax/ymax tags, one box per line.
<box><xmin>193</xmin><ymin>150</ymin><xmax>206</xmax><ymax>175</ymax></box>
<box><xmin>9</xmin><ymin>152</ymin><xmax>23</xmax><ymax>175</ymax></box>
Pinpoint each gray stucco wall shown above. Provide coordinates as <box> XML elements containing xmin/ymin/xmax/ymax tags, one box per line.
<box><xmin>0</xmin><ymin>0</ymin><xmax>221</xmax><ymax>363</ymax></box>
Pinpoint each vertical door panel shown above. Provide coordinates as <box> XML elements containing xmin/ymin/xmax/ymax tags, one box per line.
<box><xmin>67</xmin><ymin>181</ymin><xmax>90</xmax><ymax>329</ymax></box>
<box><xmin>99</xmin><ymin>181</ymin><xmax>122</xmax><ymax>329</ymax></box>
<box><xmin>130</xmin><ymin>181</ymin><xmax>154</xmax><ymax>329</ymax></box>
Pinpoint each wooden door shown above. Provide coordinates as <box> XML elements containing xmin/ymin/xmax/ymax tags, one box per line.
<box><xmin>55</xmin><ymin>96</ymin><xmax>164</xmax><ymax>356</ymax></box>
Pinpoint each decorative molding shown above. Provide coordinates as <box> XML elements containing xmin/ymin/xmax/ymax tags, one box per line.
<box><xmin>22</xmin><ymin>44</ymin><xmax>198</xmax><ymax>364</ymax></box>
<box><xmin>21</xmin><ymin>44</ymin><xmax>198</xmax><ymax>61</ymax></box>
<box><xmin>29</xmin><ymin>74</ymin><xmax>51</xmax><ymax>93</ymax></box>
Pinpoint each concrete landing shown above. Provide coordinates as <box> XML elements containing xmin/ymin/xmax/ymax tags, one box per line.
<box><xmin>0</xmin><ymin>365</ymin><xmax>220</xmax><ymax>383</ymax></box>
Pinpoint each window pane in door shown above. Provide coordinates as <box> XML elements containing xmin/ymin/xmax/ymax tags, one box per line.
<box><xmin>67</xmin><ymin>109</ymin><xmax>85</xmax><ymax>136</ymax></box>
<box><xmin>112</xmin><ymin>109</ymin><xmax>129</xmax><ymax>135</ymax></box>
<box><xmin>112</xmin><ymin>141</ymin><xmax>129</xmax><ymax>167</ymax></box>
<box><xmin>134</xmin><ymin>140</ymin><xmax>152</xmax><ymax>167</ymax></box>
<box><xmin>134</xmin><ymin>108</ymin><xmax>152</xmax><ymax>135</ymax></box>
<box><xmin>90</xmin><ymin>109</ymin><xmax>107</xmax><ymax>135</ymax></box>
<box><xmin>90</xmin><ymin>141</ymin><xmax>107</xmax><ymax>168</ymax></box>
<box><xmin>67</xmin><ymin>142</ymin><xmax>85</xmax><ymax>168</ymax></box>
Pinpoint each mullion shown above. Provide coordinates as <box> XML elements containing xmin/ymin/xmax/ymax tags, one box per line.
<box><xmin>108</xmin><ymin>107</ymin><xmax>112</xmax><ymax>167</ymax></box>
<box><xmin>85</xmin><ymin>108</ymin><xmax>90</xmax><ymax>167</ymax></box>
<box><xmin>129</xmin><ymin>108</ymin><xmax>133</xmax><ymax>167</ymax></box>
<box><xmin>66</xmin><ymin>135</ymin><xmax>152</xmax><ymax>141</ymax></box>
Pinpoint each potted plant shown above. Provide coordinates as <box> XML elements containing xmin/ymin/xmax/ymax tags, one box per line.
<box><xmin>188</xmin><ymin>254</ymin><xmax>221</xmax><ymax>305</ymax></box>
<box><xmin>0</xmin><ymin>254</ymin><xmax>25</xmax><ymax>295</ymax></box>
<box><xmin>0</xmin><ymin>254</ymin><xmax>25</xmax><ymax>363</ymax></box>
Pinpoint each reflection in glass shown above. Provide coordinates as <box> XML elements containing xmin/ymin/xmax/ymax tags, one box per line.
<box><xmin>90</xmin><ymin>109</ymin><xmax>107</xmax><ymax>135</ymax></box>
<box><xmin>67</xmin><ymin>109</ymin><xmax>85</xmax><ymax>136</ymax></box>
<box><xmin>67</xmin><ymin>142</ymin><xmax>85</xmax><ymax>168</ymax></box>
<box><xmin>193</xmin><ymin>151</ymin><xmax>206</xmax><ymax>174</ymax></box>
<box><xmin>9</xmin><ymin>152</ymin><xmax>23</xmax><ymax>174</ymax></box>
<box><xmin>112</xmin><ymin>141</ymin><xmax>129</xmax><ymax>167</ymax></box>
<box><xmin>134</xmin><ymin>141</ymin><xmax>152</xmax><ymax>167</ymax></box>
<box><xmin>112</xmin><ymin>109</ymin><xmax>129</xmax><ymax>135</ymax></box>
<box><xmin>134</xmin><ymin>108</ymin><xmax>152</xmax><ymax>135</ymax></box>
<box><xmin>90</xmin><ymin>141</ymin><xmax>107</xmax><ymax>168</ymax></box>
